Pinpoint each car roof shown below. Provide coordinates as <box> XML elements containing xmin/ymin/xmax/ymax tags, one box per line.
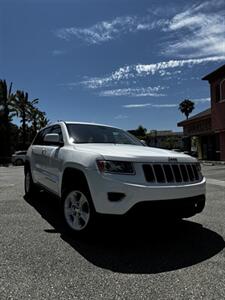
<box><xmin>65</xmin><ymin>121</ymin><xmax>120</xmax><ymax>129</ymax></box>
<box><xmin>42</xmin><ymin>121</ymin><xmax>121</xmax><ymax>130</ymax></box>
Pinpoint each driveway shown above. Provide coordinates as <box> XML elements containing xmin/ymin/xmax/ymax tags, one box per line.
<box><xmin>0</xmin><ymin>165</ymin><xmax>224</xmax><ymax>299</ymax></box>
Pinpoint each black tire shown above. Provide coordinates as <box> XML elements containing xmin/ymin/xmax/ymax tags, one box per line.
<box><xmin>24</xmin><ymin>167</ymin><xmax>37</xmax><ymax>198</ymax></box>
<box><xmin>15</xmin><ymin>159</ymin><xmax>24</xmax><ymax>166</ymax></box>
<box><xmin>61</xmin><ymin>185</ymin><xmax>96</xmax><ymax>236</ymax></box>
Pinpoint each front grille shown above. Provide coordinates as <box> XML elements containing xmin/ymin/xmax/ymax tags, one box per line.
<box><xmin>143</xmin><ymin>163</ymin><xmax>202</xmax><ymax>184</ymax></box>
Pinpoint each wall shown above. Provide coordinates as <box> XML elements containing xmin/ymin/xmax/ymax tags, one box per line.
<box><xmin>219</xmin><ymin>131</ymin><xmax>225</xmax><ymax>161</ymax></box>
<box><xmin>210</xmin><ymin>78</ymin><xmax>225</xmax><ymax>131</ymax></box>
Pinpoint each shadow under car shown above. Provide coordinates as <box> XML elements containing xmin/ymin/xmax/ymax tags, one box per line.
<box><xmin>24</xmin><ymin>190</ymin><xmax>225</xmax><ymax>274</ymax></box>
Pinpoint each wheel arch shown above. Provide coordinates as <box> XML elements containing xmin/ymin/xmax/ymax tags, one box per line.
<box><xmin>61</xmin><ymin>167</ymin><xmax>94</xmax><ymax>208</ymax></box>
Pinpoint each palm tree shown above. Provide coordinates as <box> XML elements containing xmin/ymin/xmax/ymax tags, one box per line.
<box><xmin>29</xmin><ymin>106</ymin><xmax>40</xmax><ymax>133</ymax></box>
<box><xmin>0</xmin><ymin>80</ymin><xmax>15</xmax><ymax>159</ymax></box>
<box><xmin>37</xmin><ymin>111</ymin><xmax>49</xmax><ymax>129</ymax></box>
<box><xmin>29</xmin><ymin>107</ymin><xmax>49</xmax><ymax>139</ymax></box>
<box><xmin>14</xmin><ymin>90</ymin><xmax>38</xmax><ymax>148</ymax></box>
<box><xmin>179</xmin><ymin>99</ymin><xmax>195</xmax><ymax>119</ymax></box>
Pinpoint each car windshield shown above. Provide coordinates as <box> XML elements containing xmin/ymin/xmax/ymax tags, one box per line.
<box><xmin>66</xmin><ymin>124</ymin><xmax>143</xmax><ymax>145</ymax></box>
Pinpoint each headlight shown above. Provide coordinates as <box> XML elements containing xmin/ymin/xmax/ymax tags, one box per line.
<box><xmin>96</xmin><ymin>160</ymin><xmax>135</xmax><ymax>175</ymax></box>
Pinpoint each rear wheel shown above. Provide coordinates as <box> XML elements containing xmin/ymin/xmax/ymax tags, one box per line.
<box><xmin>15</xmin><ymin>159</ymin><xmax>23</xmax><ymax>166</ymax></box>
<box><xmin>62</xmin><ymin>187</ymin><xmax>95</xmax><ymax>235</ymax></box>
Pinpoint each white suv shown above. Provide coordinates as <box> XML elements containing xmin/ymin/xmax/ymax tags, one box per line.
<box><xmin>25</xmin><ymin>122</ymin><xmax>206</xmax><ymax>234</ymax></box>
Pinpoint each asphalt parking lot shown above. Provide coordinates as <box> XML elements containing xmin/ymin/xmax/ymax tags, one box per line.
<box><xmin>0</xmin><ymin>165</ymin><xmax>225</xmax><ymax>299</ymax></box>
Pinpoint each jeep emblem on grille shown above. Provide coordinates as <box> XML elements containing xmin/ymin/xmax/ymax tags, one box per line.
<box><xmin>168</xmin><ymin>157</ymin><xmax>178</xmax><ymax>162</ymax></box>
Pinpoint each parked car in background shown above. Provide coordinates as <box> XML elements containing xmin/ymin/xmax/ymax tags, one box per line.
<box><xmin>12</xmin><ymin>151</ymin><xmax>27</xmax><ymax>166</ymax></box>
<box><xmin>171</xmin><ymin>149</ymin><xmax>182</xmax><ymax>152</ymax></box>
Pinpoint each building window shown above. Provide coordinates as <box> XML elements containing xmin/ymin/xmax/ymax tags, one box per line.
<box><xmin>220</xmin><ymin>78</ymin><xmax>225</xmax><ymax>101</ymax></box>
<box><xmin>215</xmin><ymin>83</ymin><xmax>221</xmax><ymax>102</ymax></box>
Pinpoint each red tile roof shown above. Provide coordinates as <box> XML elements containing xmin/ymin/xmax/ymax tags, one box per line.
<box><xmin>177</xmin><ymin>108</ymin><xmax>211</xmax><ymax>126</ymax></box>
<box><xmin>202</xmin><ymin>64</ymin><xmax>225</xmax><ymax>81</ymax></box>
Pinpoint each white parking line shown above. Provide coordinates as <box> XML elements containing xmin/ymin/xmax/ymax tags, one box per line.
<box><xmin>0</xmin><ymin>184</ymin><xmax>15</xmax><ymax>189</ymax></box>
<box><xmin>206</xmin><ymin>178</ymin><xmax>225</xmax><ymax>187</ymax></box>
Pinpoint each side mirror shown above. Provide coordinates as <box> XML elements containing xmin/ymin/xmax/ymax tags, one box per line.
<box><xmin>44</xmin><ymin>133</ymin><xmax>63</xmax><ymax>146</ymax></box>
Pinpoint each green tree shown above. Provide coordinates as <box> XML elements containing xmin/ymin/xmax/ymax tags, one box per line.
<box><xmin>179</xmin><ymin>99</ymin><xmax>195</xmax><ymax>119</ymax></box>
<box><xmin>37</xmin><ymin>111</ymin><xmax>49</xmax><ymax>129</ymax></box>
<box><xmin>161</xmin><ymin>136</ymin><xmax>177</xmax><ymax>149</ymax></box>
<box><xmin>29</xmin><ymin>107</ymin><xmax>49</xmax><ymax>140</ymax></box>
<box><xmin>29</xmin><ymin>106</ymin><xmax>39</xmax><ymax>134</ymax></box>
<box><xmin>128</xmin><ymin>125</ymin><xmax>147</xmax><ymax>139</ymax></box>
<box><xmin>0</xmin><ymin>80</ymin><xmax>16</xmax><ymax>159</ymax></box>
<box><xmin>14</xmin><ymin>90</ymin><xmax>38</xmax><ymax>149</ymax></box>
<box><xmin>1</xmin><ymin>80</ymin><xmax>49</xmax><ymax>157</ymax></box>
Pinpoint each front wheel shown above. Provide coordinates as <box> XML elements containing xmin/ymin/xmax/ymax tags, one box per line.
<box><xmin>24</xmin><ymin>168</ymin><xmax>37</xmax><ymax>198</ymax></box>
<box><xmin>62</xmin><ymin>188</ymin><xmax>95</xmax><ymax>235</ymax></box>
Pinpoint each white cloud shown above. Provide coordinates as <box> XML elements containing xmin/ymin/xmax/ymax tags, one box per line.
<box><xmin>99</xmin><ymin>86</ymin><xmax>165</xmax><ymax>97</ymax></box>
<box><xmin>114</xmin><ymin>114</ymin><xmax>128</xmax><ymax>119</ymax></box>
<box><xmin>79</xmin><ymin>66</ymin><xmax>132</xmax><ymax>89</ymax></box>
<box><xmin>194</xmin><ymin>97</ymin><xmax>210</xmax><ymax>103</ymax></box>
<box><xmin>55</xmin><ymin>1</ymin><xmax>225</xmax><ymax>59</ymax></box>
<box><xmin>163</xmin><ymin>2</ymin><xmax>225</xmax><ymax>57</ymax></box>
<box><xmin>55</xmin><ymin>16</ymin><xmax>162</xmax><ymax>44</ymax></box>
<box><xmin>121</xmin><ymin>98</ymin><xmax>208</xmax><ymax>110</ymax></box>
<box><xmin>135</xmin><ymin>56</ymin><xmax>225</xmax><ymax>75</ymax></box>
<box><xmin>123</xmin><ymin>103</ymin><xmax>177</xmax><ymax>108</ymax></box>
<box><xmin>123</xmin><ymin>103</ymin><xmax>151</xmax><ymax>108</ymax></box>
<box><xmin>152</xmin><ymin>104</ymin><xmax>178</xmax><ymax>108</ymax></box>
<box><xmin>168</xmin><ymin>14</ymin><xmax>204</xmax><ymax>31</ymax></box>
<box><xmin>52</xmin><ymin>49</ymin><xmax>66</xmax><ymax>56</ymax></box>
<box><xmin>79</xmin><ymin>56</ymin><xmax>225</xmax><ymax>89</ymax></box>
<box><xmin>190</xmin><ymin>0</ymin><xmax>225</xmax><ymax>13</ymax></box>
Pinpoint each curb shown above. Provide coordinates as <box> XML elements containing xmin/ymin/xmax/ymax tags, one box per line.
<box><xmin>200</xmin><ymin>160</ymin><xmax>225</xmax><ymax>166</ymax></box>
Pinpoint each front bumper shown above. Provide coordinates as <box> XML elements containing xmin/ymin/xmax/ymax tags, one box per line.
<box><xmin>87</xmin><ymin>169</ymin><xmax>206</xmax><ymax>215</ymax></box>
<box><xmin>124</xmin><ymin>194</ymin><xmax>205</xmax><ymax>218</ymax></box>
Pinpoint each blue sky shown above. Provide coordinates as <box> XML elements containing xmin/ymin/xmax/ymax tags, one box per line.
<box><xmin>1</xmin><ymin>0</ymin><xmax>225</xmax><ymax>131</ymax></box>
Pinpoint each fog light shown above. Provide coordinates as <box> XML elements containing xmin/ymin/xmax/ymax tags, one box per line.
<box><xmin>108</xmin><ymin>192</ymin><xmax>125</xmax><ymax>202</ymax></box>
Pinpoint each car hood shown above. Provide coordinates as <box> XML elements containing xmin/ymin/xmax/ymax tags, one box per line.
<box><xmin>74</xmin><ymin>144</ymin><xmax>196</xmax><ymax>163</ymax></box>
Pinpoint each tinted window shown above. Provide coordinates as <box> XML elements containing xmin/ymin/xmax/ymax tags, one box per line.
<box><xmin>33</xmin><ymin>127</ymin><xmax>52</xmax><ymax>145</ymax></box>
<box><xmin>215</xmin><ymin>83</ymin><xmax>221</xmax><ymax>102</ymax></box>
<box><xmin>66</xmin><ymin>124</ymin><xmax>142</xmax><ymax>145</ymax></box>
<box><xmin>33</xmin><ymin>131</ymin><xmax>43</xmax><ymax>145</ymax></box>
<box><xmin>221</xmin><ymin>79</ymin><xmax>225</xmax><ymax>101</ymax></box>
